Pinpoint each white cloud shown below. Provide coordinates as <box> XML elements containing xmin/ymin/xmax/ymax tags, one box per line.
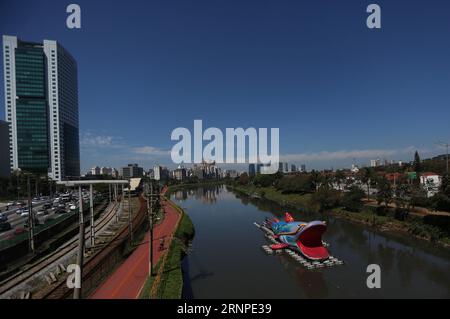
<box><xmin>81</xmin><ymin>132</ymin><xmax>116</xmax><ymax>147</ymax></box>
<box><xmin>280</xmin><ymin>146</ymin><xmax>418</xmax><ymax>162</ymax></box>
<box><xmin>131</xmin><ymin>146</ymin><xmax>170</xmax><ymax>156</ymax></box>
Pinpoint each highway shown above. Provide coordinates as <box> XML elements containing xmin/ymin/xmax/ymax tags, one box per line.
<box><xmin>0</xmin><ymin>193</ymin><xmax>98</xmax><ymax>242</ymax></box>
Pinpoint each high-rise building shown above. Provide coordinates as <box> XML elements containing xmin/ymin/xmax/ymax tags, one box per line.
<box><xmin>121</xmin><ymin>164</ymin><xmax>143</xmax><ymax>178</ymax></box>
<box><xmin>153</xmin><ymin>165</ymin><xmax>169</xmax><ymax>181</ymax></box>
<box><xmin>0</xmin><ymin>120</ymin><xmax>10</xmax><ymax>177</ymax></box>
<box><xmin>3</xmin><ymin>35</ymin><xmax>80</xmax><ymax>181</ymax></box>
<box><xmin>248</xmin><ymin>163</ymin><xmax>256</xmax><ymax>177</ymax></box>
<box><xmin>300</xmin><ymin>164</ymin><xmax>306</xmax><ymax>173</ymax></box>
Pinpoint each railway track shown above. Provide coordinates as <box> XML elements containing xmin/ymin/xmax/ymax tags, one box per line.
<box><xmin>0</xmin><ymin>199</ymin><xmax>123</xmax><ymax>298</ymax></box>
<box><xmin>39</xmin><ymin>196</ymin><xmax>147</xmax><ymax>299</ymax></box>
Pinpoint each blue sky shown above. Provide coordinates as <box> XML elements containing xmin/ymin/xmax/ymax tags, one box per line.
<box><xmin>1</xmin><ymin>0</ymin><xmax>450</xmax><ymax>172</ymax></box>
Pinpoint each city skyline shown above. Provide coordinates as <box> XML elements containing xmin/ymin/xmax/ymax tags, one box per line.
<box><xmin>1</xmin><ymin>1</ymin><xmax>450</xmax><ymax>173</ymax></box>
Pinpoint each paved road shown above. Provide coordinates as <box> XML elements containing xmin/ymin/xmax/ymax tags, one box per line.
<box><xmin>90</xmin><ymin>198</ymin><xmax>180</xmax><ymax>299</ymax></box>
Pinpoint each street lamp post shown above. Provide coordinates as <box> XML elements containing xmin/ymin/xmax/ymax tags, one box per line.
<box><xmin>89</xmin><ymin>184</ymin><xmax>95</xmax><ymax>248</ymax></box>
<box><xmin>74</xmin><ymin>185</ymin><xmax>85</xmax><ymax>299</ymax></box>
<box><xmin>27</xmin><ymin>175</ymin><xmax>35</xmax><ymax>254</ymax></box>
<box><xmin>128</xmin><ymin>185</ymin><xmax>132</xmax><ymax>244</ymax></box>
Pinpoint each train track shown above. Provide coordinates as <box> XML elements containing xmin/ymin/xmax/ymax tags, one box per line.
<box><xmin>0</xmin><ymin>199</ymin><xmax>123</xmax><ymax>298</ymax></box>
<box><xmin>40</xmin><ymin>196</ymin><xmax>147</xmax><ymax>299</ymax></box>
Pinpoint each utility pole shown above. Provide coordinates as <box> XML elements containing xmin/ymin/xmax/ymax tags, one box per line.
<box><xmin>89</xmin><ymin>184</ymin><xmax>95</xmax><ymax>248</ymax></box>
<box><xmin>146</xmin><ymin>181</ymin><xmax>160</xmax><ymax>277</ymax></box>
<box><xmin>128</xmin><ymin>183</ymin><xmax>133</xmax><ymax>244</ymax></box>
<box><xmin>109</xmin><ymin>183</ymin><xmax>112</xmax><ymax>203</ymax></box>
<box><xmin>74</xmin><ymin>185</ymin><xmax>85</xmax><ymax>299</ymax></box>
<box><xmin>27</xmin><ymin>175</ymin><xmax>35</xmax><ymax>254</ymax></box>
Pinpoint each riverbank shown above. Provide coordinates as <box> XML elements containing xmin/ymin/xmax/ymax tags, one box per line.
<box><xmin>139</xmin><ymin>199</ymin><xmax>194</xmax><ymax>299</ymax></box>
<box><xmin>227</xmin><ymin>184</ymin><xmax>450</xmax><ymax>248</ymax></box>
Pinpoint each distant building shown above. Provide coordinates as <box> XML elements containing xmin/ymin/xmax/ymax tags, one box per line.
<box><xmin>100</xmin><ymin>167</ymin><xmax>112</xmax><ymax>175</ymax></box>
<box><xmin>121</xmin><ymin>164</ymin><xmax>143</xmax><ymax>178</ymax></box>
<box><xmin>248</xmin><ymin>164</ymin><xmax>256</xmax><ymax>177</ymax></box>
<box><xmin>0</xmin><ymin>120</ymin><xmax>10</xmax><ymax>177</ymax></box>
<box><xmin>173</xmin><ymin>166</ymin><xmax>187</xmax><ymax>181</ymax></box>
<box><xmin>256</xmin><ymin>163</ymin><xmax>264</xmax><ymax>174</ymax></box>
<box><xmin>370</xmin><ymin>159</ymin><xmax>381</xmax><ymax>167</ymax></box>
<box><xmin>278</xmin><ymin>162</ymin><xmax>284</xmax><ymax>173</ymax></box>
<box><xmin>300</xmin><ymin>164</ymin><xmax>306</xmax><ymax>173</ymax></box>
<box><xmin>284</xmin><ymin>162</ymin><xmax>289</xmax><ymax>173</ymax></box>
<box><xmin>291</xmin><ymin>164</ymin><xmax>296</xmax><ymax>172</ymax></box>
<box><xmin>420</xmin><ymin>172</ymin><xmax>442</xmax><ymax>198</ymax></box>
<box><xmin>350</xmin><ymin>164</ymin><xmax>359</xmax><ymax>173</ymax></box>
<box><xmin>91</xmin><ymin>166</ymin><xmax>101</xmax><ymax>175</ymax></box>
<box><xmin>153</xmin><ymin>165</ymin><xmax>169</xmax><ymax>181</ymax></box>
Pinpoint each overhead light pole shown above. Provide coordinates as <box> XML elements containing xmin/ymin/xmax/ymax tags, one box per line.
<box><xmin>27</xmin><ymin>175</ymin><xmax>35</xmax><ymax>254</ymax></box>
<box><xmin>74</xmin><ymin>185</ymin><xmax>84</xmax><ymax>299</ymax></box>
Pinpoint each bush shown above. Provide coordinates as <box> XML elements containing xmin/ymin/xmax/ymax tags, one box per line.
<box><xmin>276</xmin><ymin>175</ymin><xmax>314</xmax><ymax>195</ymax></box>
<box><xmin>341</xmin><ymin>186</ymin><xmax>365</xmax><ymax>212</ymax></box>
<box><xmin>430</xmin><ymin>193</ymin><xmax>450</xmax><ymax>212</ymax></box>
<box><xmin>311</xmin><ymin>185</ymin><xmax>340</xmax><ymax>212</ymax></box>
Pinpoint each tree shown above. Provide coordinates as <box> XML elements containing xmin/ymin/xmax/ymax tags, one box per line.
<box><xmin>276</xmin><ymin>175</ymin><xmax>314</xmax><ymax>194</ymax></box>
<box><xmin>376</xmin><ymin>177</ymin><xmax>393</xmax><ymax>209</ymax></box>
<box><xmin>440</xmin><ymin>174</ymin><xmax>450</xmax><ymax>197</ymax></box>
<box><xmin>238</xmin><ymin>173</ymin><xmax>250</xmax><ymax>185</ymax></box>
<box><xmin>334</xmin><ymin>170</ymin><xmax>346</xmax><ymax>190</ymax></box>
<box><xmin>341</xmin><ymin>186</ymin><xmax>365</xmax><ymax>212</ymax></box>
<box><xmin>311</xmin><ymin>185</ymin><xmax>340</xmax><ymax>212</ymax></box>
<box><xmin>253</xmin><ymin>172</ymin><xmax>282</xmax><ymax>188</ymax></box>
<box><xmin>360</xmin><ymin>167</ymin><xmax>374</xmax><ymax>200</ymax></box>
<box><xmin>413</xmin><ymin>151</ymin><xmax>422</xmax><ymax>185</ymax></box>
<box><xmin>413</xmin><ymin>151</ymin><xmax>422</xmax><ymax>173</ymax></box>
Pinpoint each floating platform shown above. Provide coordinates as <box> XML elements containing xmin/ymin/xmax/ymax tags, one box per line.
<box><xmin>255</xmin><ymin>222</ymin><xmax>344</xmax><ymax>269</ymax></box>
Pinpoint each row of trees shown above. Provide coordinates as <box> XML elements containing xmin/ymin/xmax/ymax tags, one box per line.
<box><xmin>234</xmin><ymin>160</ymin><xmax>450</xmax><ymax>214</ymax></box>
<box><xmin>0</xmin><ymin>171</ymin><xmax>58</xmax><ymax>200</ymax></box>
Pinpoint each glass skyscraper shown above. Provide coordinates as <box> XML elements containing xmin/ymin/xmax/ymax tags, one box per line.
<box><xmin>3</xmin><ymin>35</ymin><xmax>80</xmax><ymax>181</ymax></box>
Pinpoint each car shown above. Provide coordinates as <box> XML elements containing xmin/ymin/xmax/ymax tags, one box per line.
<box><xmin>0</xmin><ymin>213</ymin><xmax>8</xmax><ymax>223</ymax></box>
<box><xmin>69</xmin><ymin>205</ymin><xmax>77</xmax><ymax>211</ymax></box>
<box><xmin>16</xmin><ymin>208</ymin><xmax>24</xmax><ymax>215</ymax></box>
<box><xmin>36</xmin><ymin>209</ymin><xmax>48</xmax><ymax>216</ymax></box>
<box><xmin>43</xmin><ymin>203</ymin><xmax>52</xmax><ymax>210</ymax></box>
<box><xmin>14</xmin><ymin>227</ymin><xmax>25</xmax><ymax>235</ymax></box>
<box><xmin>58</xmin><ymin>203</ymin><xmax>66</xmax><ymax>209</ymax></box>
<box><xmin>0</xmin><ymin>222</ymin><xmax>12</xmax><ymax>232</ymax></box>
<box><xmin>6</xmin><ymin>202</ymin><xmax>14</xmax><ymax>206</ymax></box>
<box><xmin>55</xmin><ymin>208</ymin><xmax>67</xmax><ymax>214</ymax></box>
<box><xmin>20</xmin><ymin>210</ymin><xmax>29</xmax><ymax>217</ymax></box>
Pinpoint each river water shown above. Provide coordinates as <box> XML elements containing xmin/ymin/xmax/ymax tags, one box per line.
<box><xmin>171</xmin><ymin>185</ymin><xmax>450</xmax><ymax>299</ymax></box>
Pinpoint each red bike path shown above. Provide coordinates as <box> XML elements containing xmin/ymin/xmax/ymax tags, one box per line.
<box><xmin>90</xmin><ymin>197</ymin><xmax>179</xmax><ymax>299</ymax></box>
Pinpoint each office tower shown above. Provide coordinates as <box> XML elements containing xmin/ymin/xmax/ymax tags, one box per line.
<box><xmin>278</xmin><ymin>162</ymin><xmax>284</xmax><ymax>173</ymax></box>
<box><xmin>248</xmin><ymin>163</ymin><xmax>256</xmax><ymax>177</ymax></box>
<box><xmin>256</xmin><ymin>163</ymin><xmax>264</xmax><ymax>174</ymax></box>
<box><xmin>121</xmin><ymin>164</ymin><xmax>144</xmax><ymax>178</ymax></box>
<box><xmin>291</xmin><ymin>164</ymin><xmax>296</xmax><ymax>172</ymax></box>
<box><xmin>300</xmin><ymin>164</ymin><xmax>306</xmax><ymax>172</ymax></box>
<box><xmin>3</xmin><ymin>35</ymin><xmax>80</xmax><ymax>181</ymax></box>
<box><xmin>0</xmin><ymin>120</ymin><xmax>10</xmax><ymax>177</ymax></box>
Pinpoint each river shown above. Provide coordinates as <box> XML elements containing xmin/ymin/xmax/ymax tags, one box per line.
<box><xmin>171</xmin><ymin>185</ymin><xmax>450</xmax><ymax>299</ymax></box>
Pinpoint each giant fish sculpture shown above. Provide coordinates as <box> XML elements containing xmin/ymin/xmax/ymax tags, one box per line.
<box><xmin>265</xmin><ymin>213</ymin><xmax>329</xmax><ymax>260</ymax></box>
